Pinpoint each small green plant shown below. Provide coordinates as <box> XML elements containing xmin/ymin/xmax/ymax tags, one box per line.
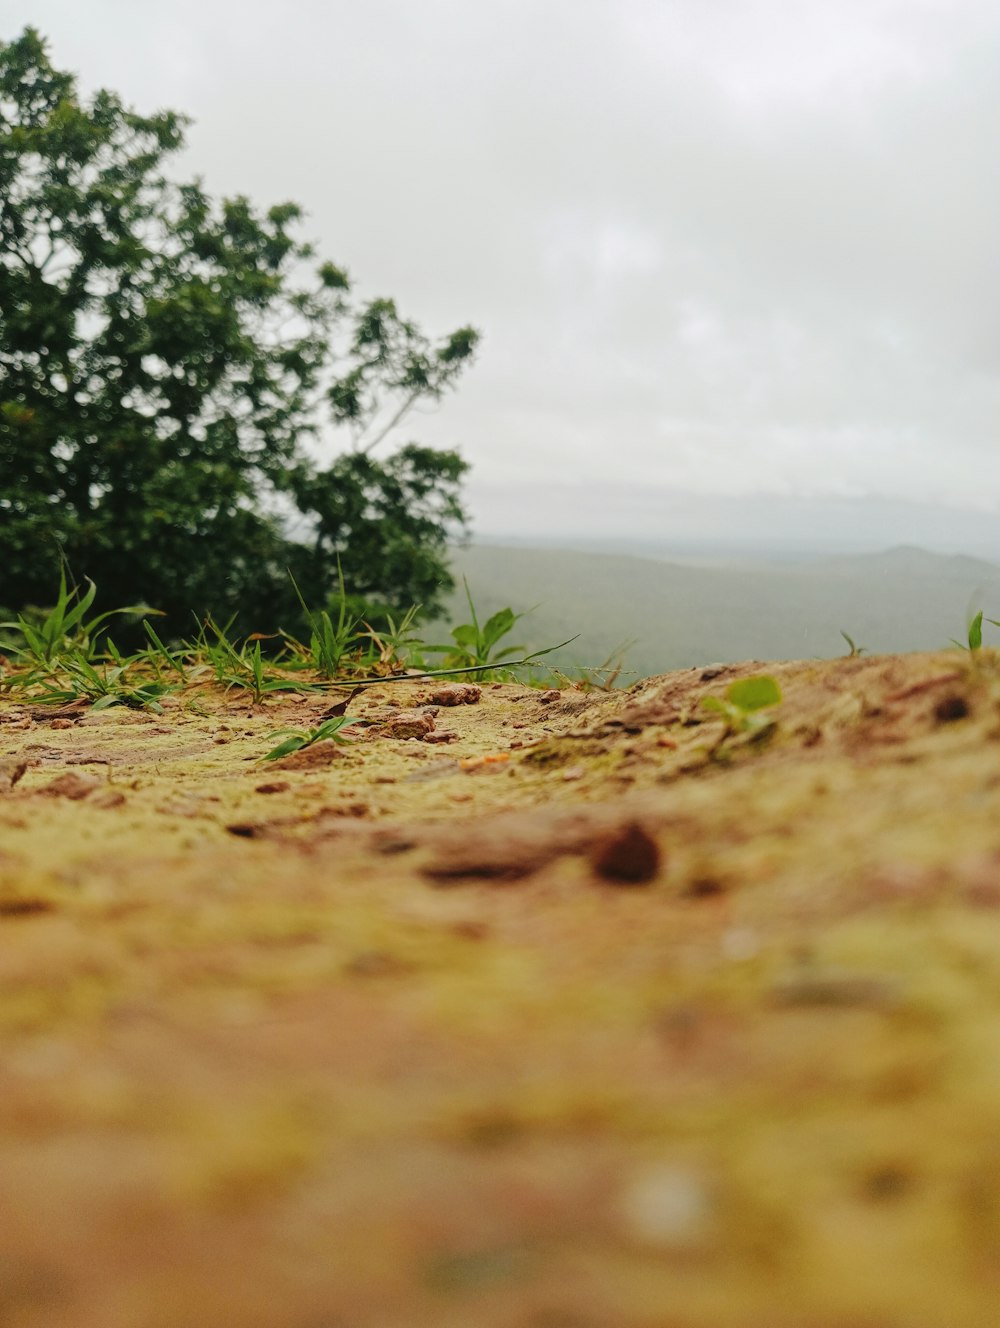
<box><xmin>951</xmin><ymin>610</ymin><xmax>985</xmax><ymax>652</ymax></box>
<box><xmin>200</xmin><ymin>620</ymin><xmax>316</xmax><ymax>704</ymax></box>
<box><xmin>31</xmin><ymin>655</ymin><xmax>176</xmax><ymax>712</ymax></box>
<box><xmin>140</xmin><ymin>620</ymin><xmax>191</xmax><ymax>682</ymax></box>
<box><xmin>840</xmin><ymin>630</ymin><xmax>867</xmax><ymax>658</ymax></box>
<box><xmin>424</xmin><ymin>580</ymin><xmax>530</xmax><ymax>675</ymax></box>
<box><xmin>0</xmin><ymin>574</ymin><xmax>578</xmax><ymax>714</ymax></box>
<box><xmin>230</xmin><ymin>639</ymin><xmax>310</xmax><ymax>705</ymax></box>
<box><xmin>261</xmin><ymin>716</ymin><xmax>355</xmax><ymax>762</ymax></box>
<box><xmin>283</xmin><ymin>566</ymin><xmax>365</xmax><ymax>678</ymax></box>
<box><xmin>0</xmin><ymin>570</ymin><xmax>151</xmax><ymax>667</ymax></box>
<box><xmin>361</xmin><ymin>604</ymin><xmax>424</xmax><ymax>675</ymax></box>
<box><xmin>701</xmin><ymin>675</ymin><xmax>782</xmax><ymax>755</ymax></box>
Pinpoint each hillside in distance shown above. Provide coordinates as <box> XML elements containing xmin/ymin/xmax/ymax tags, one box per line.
<box><xmin>436</xmin><ymin>542</ymin><xmax>1000</xmax><ymax>681</ymax></box>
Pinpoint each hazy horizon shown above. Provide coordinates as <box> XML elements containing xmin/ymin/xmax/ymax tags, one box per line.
<box><xmin>465</xmin><ymin>491</ymin><xmax>1000</xmax><ymax>562</ymax></box>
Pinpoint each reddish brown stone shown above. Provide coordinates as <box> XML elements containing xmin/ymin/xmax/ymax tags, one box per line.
<box><xmin>590</xmin><ymin>821</ymin><xmax>661</xmax><ymax>885</ymax></box>
<box><xmin>429</xmin><ymin>684</ymin><xmax>481</xmax><ymax>706</ymax></box>
<box><xmin>385</xmin><ymin>714</ymin><xmax>436</xmax><ymax>740</ymax></box>
<box><xmin>40</xmin><ymin>772</ymin><xmax>101</xmax><ymax>801</ymax></box>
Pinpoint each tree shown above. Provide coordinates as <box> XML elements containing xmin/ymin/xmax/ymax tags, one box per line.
<box><xmin>0</xmin><ymin>28</ymin><xmax>478</xmax><ymax>632</ymax></box>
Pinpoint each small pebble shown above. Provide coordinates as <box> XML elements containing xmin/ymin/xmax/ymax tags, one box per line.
<box><xmin>590</xmin><ymin>822</ymin><xmax>661</xmax><ymax>885</ymax></box>
<box><xmin>934</xmin><ymin>693</ymin><xmax>969</xmax><ymax>723</ymax></box>
<box><xmin>429</xmin><ymin>684</ymin><xmax>481</xmax><ymax>706</ymax></box>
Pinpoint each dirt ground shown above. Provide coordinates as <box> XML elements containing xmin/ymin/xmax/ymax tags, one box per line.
<box><xmin>3</xmin><ymin>649</ymin><xmax>1000</xmax><ymax>1327</ymax></box>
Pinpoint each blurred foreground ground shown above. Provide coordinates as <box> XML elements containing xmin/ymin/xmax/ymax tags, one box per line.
<box><xmin>2</xmin><ymin>651</ymin><xmax>1000</xmax><ymax>1327</ymax></box>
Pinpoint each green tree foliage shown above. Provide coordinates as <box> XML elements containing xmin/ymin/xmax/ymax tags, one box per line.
<box><xmin>0</xmin><ymin>28</ymin><xmax>478</xmax><ymax>631</ymax></box>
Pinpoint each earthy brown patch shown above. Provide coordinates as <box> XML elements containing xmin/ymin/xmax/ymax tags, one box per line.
<box><xmin>0</xmin><ymin>897</ymin><xmax>54</xmax><ymax>917</ymax></box>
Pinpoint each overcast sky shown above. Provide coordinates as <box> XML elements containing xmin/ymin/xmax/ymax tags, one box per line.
<box><xmin>10</xmin><ymin>1</ymin><xmax>1000</xmax><ymax>549</ymax></box>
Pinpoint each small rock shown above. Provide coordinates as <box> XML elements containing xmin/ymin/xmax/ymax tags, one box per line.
<box><xmin>41</xmin><ymin>773</ymin><xmax>101</xmax><ymax>801</ymax></box>
<box><xmin>590</xmin><ymin>821</ymin><xmax>661</xmax><ymax>885</ymax></box>
<box><xmin>562</xmin><ymin>766</ymin><xmax>585</xmax><ymax>781</ymax></box>
<box><xmin>429</xmin><ymin>684</ymin><xmax>481</xmax><ymax>706</ymax></box>
<box><xmin>49</xmin><ymin>718</ymin><xmax>75</xmax><ymax>730</ymax></box>
<box><xmin>538</xmin><ymin>689</ymin><xmax>561</xmax><ymax>704</ymax></box>
<box><xmin>934</xmin><ymin>693</ymin><xmax>969</xmax><ymax>723</ymax></box>
<box><xmin>269</xmin><ymin>741</ymin><xmax>343</xmax><ymax>770</ymax></box>
<box><xmin>385</xmin><ymin>714</ymin><xmax>435</xmax><ymax>740</ymax></box>
<box><xmin>255</xmin><ymin>781</ymin><xmax>290</xmax><ymax>794</ymax></box>
<box><xmin>225</xmin><ymin>822</ymin><xmax>265</xmax><ymax>839</ymax></box>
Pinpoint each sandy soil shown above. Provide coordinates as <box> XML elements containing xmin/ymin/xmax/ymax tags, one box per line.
<box><xmin>2</xmin><ymin>650</ymin><xmax>1000</xmax><ymax>1327</ymax></box>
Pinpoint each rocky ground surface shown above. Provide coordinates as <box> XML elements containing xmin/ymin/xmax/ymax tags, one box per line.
<box><xmin>2</xmin><ymin>650</ymin><xmax>1000</xmax><ymax>1327</ymax></box>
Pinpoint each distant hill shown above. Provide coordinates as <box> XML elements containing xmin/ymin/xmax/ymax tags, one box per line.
<box><xmin>429</xmin><ymin>542</ymin><xmax>1000</xmax><ymax>682</ymax></box>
